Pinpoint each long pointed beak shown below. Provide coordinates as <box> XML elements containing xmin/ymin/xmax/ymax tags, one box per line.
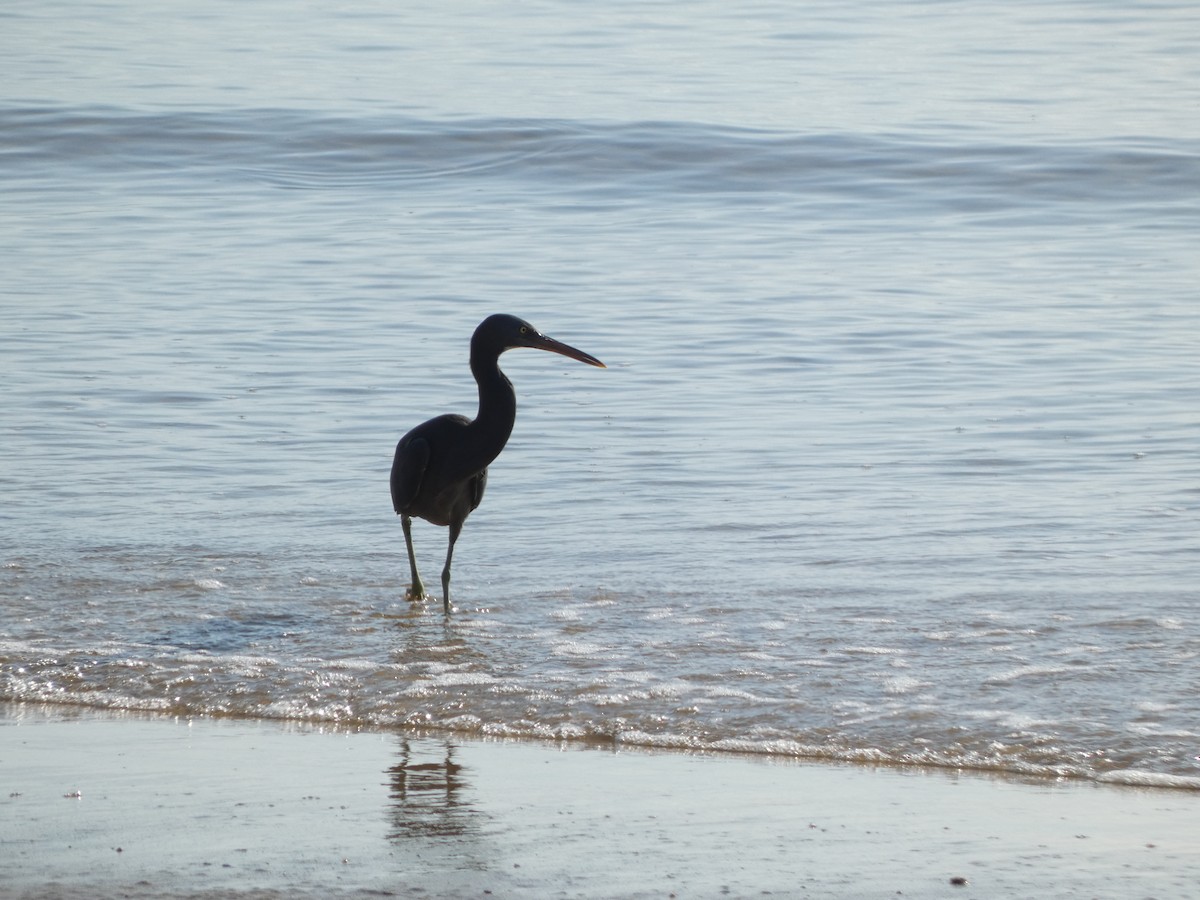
<box><xmin>534</xmin><ymin>334</ymin><xmax>606</xmax><ymax>368</ymax></box>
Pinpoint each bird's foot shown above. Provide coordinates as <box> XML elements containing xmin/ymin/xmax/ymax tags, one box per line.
<box><xmin>405</xmin><ymin>586</ymin><xmax>430</xmax><ymax>603</ymax></box>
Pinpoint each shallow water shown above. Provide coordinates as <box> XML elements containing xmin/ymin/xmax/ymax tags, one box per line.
<box><xmin>3</xmin><ymin>0</ymin><xmax>1199</xmax><ymax>787</ymax></box>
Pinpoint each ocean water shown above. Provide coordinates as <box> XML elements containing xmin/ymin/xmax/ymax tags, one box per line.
<box><xmin>3</xmin><ymin>1</ymin><xmax>1199</xmax><ymax>788</ymax></box>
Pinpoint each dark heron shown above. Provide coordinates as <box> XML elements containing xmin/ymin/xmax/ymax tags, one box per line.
<box><xmin>390</xmin><ymin>314</ymin><xmax>605</xmax><ymax>614</ymax></box>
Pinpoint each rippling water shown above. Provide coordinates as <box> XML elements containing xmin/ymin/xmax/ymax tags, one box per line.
<box><xmin>3</xmin><ymin>0</ymin><xmax>1199</xmax><ymax>788</ymax></box>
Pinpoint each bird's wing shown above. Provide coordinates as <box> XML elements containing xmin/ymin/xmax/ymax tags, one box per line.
<box><xmin>391</xmin><ymin>435</ymin><xmax>430</xmax><ymax>514</ymax></box>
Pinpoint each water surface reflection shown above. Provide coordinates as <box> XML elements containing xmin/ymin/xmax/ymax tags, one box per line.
<box><xmin>386</xmin><ymin>738</ymin><xmax>486</xmax><ymax>848</ymax></box>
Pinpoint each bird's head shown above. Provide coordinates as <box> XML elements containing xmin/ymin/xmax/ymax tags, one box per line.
<box><xmin>474</xmin><ymin>314</ymin><xmax>606</xmax><ymax>368</ymax></box>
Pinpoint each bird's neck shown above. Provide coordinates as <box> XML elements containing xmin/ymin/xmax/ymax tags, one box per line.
<box><xmin>466</xmin><ymin>349</ymin><xmax>517</xmax><ymax>469</ymax></box>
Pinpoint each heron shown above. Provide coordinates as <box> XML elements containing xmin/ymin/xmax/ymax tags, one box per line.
<box><xmin>390</xmin><ymin>314</ymin><xmax>605</xmax><ymax>614</ymax></box>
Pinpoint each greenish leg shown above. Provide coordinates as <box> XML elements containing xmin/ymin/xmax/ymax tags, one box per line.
<box><xmin>441</xmin><ymin>520</ymin><xmax>462</xmax><ymax>616</ymax></box>
<box><xmin>401</xmin><ymin>515</ymin><xmax>428</xmax><ymax>602</ymax></box>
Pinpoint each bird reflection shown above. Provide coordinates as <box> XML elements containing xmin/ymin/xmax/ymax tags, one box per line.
<box><xmin>385</xmin><ymin>738</ymin><xmax>481</xmax><ymax>842</ymax></box>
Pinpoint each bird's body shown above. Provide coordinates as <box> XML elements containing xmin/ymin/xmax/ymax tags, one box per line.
<box><xmin>392</xmin><ymin>414</ymin><xmax>488</xmax><ymax>527</ymax></box>
<box><xmin>390</xmin><ymin>314</ymin><xmax>605</xmax><ymax>614</ymax></box>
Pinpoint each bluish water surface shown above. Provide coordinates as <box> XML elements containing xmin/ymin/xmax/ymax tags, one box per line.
<box><xmin>3</xmin><ymin>1</ymin><xmax>1199</xmax><ymax>787</ymax></box>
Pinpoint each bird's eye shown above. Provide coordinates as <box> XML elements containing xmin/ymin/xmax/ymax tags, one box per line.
<box><xmin>519</xmin><ymin>326</ymin><xmax>528</xmax><ymax>335</ymax></box>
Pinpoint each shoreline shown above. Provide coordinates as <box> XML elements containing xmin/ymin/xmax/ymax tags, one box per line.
<box><xmin>2</xmin><ymin>703</ymin><xmax>1197</xmax><ymax>899</ymax></box>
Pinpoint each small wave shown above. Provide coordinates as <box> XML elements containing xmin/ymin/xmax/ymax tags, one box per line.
<box><xmin>400</xmin><ymin>672</ymin><xmax>503</xmax><ymax>698</ymax></box>
<box><xmin>882</xmin><ymin>675</ymin><xmax>928</xmax><ymax>695</ymax></box>
<box><xmin>984</xmin><ymin>664</ymin><xmax>1070</xmax><ymax>684</ymax></box>
<box><xmin>551</xmin><ymin>640</ymin><xmax>614</xmax><ymax>657</ymax></box>
<box><xmin>3</xmin><ymin>105</ymin><xmax>1196</xmax><ymax>218</ymax></box>
<box><xmin>843</xmin><ymin>645</ymin><xmax>904</xmax><ymax>656</ymax></box>
<box><xmin>1097</xmin><ymin>770</ymin><xmax>1200</xmax><ymax>790</ymax></box>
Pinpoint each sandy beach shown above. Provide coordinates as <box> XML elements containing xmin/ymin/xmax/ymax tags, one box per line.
<box><xmin>1</xmin><ymin>704</ymin><xmax>1195</xmax><ymax>899</ymax></box>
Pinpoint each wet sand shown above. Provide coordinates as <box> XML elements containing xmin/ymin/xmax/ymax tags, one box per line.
<box><xmin>1</xmin><ymin>704</ymin><xmax>1196</xmax><ymax>899</ymax></box>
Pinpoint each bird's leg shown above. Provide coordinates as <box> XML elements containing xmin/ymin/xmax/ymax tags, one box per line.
<box><xmin>441</xmin><ymin>520</ymin><xmax>462</xmax><ymax>616</ymax></box>
<box><xmin>401</xmin><ymin>515</ymin><xmax>428</xmax><ymax>602</ymax></box>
